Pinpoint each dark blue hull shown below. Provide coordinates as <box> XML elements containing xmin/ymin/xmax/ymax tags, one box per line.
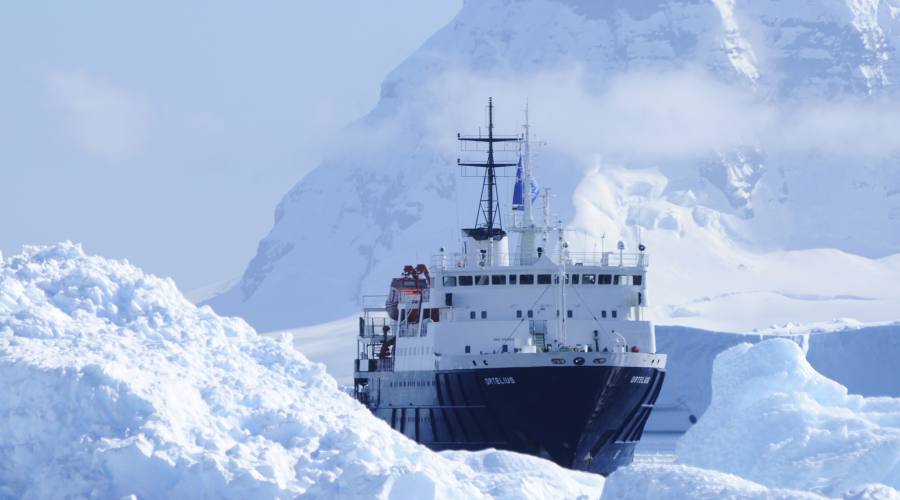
<box><xmin>354</xmin><ymin>364</ymin><xmax>665</xmax><ymax>475</ymax></box>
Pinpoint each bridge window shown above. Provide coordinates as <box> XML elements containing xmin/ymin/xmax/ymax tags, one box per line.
<box><xmin>537</xmin><ymin>274</ymin><xmax>552</xmax><ymax>284</ymax></box>
<box><xmin>509</xmin><ymin>274</ymin><xmax>517</xmax><ymax>284</ymax></box>
<box><xmin>475</xmin><ymin>275</ymin><xmax>490</xmax><ymax>285</ymax></box>
<box><xmin>582</xmin><ymin>274</ymin><xmax>597</xmax><ymax>284</ymax></box>
<box><xmin>492</xmin><ymin>274</ymin><xmax>507</xmax><ymax>285</ymax></box>
<box><xmin>459</xmin><ymin>275</ymin><xmax>473</xmax><ymax>286</ymax></box>
<box><xmin>614</xmin><ymin>275</ymin><xmax>632</xmax><ymax>286</ymax></box>
<box><xmin>519</xmin><ymin>274</ymin><xmax>534</xmax><ymax>284</ymax></box>
<box><xmin>633</xmin><ymin>275</ymin><xmax>643</xmax><ymax>286</ymax></box>
<box><xmin>570</xmin><ymin>273</ymin><xmax>580</xmax><ymax>284</ymax></box>
<box><xmin>599</xmin><ymin>274</ymin><xmax>612</xmax><ymax>284</ymax></box>
<box><xmin>469</xmin><ymin>311</ymin><xmax>476</xmax><ymax>319</ymax></box>
<box><xmin>442</xmin><ymin>276</ymin><xmax>457</xmax><ymax>286</ymax></box>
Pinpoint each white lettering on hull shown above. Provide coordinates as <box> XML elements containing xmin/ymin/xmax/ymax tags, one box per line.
<box><xmin>484</xmin><ymin>376</ymin><xmax>516</xmax><ymax>385</ymax></box>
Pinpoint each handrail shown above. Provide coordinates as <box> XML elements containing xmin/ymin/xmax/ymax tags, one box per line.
<box><xmin>362</xmin><ymin>294</ymin><xmax>389</xmax><ymax>310</ymax></box>
<box><xmin>431</xmin><ymin>251</ymin><xmax>649</xmax><ymax>270</ymax></box>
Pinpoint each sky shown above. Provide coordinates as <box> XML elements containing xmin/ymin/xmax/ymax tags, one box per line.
<box><xmin>0</xmin><ymin>1</ymin><xmax>461</xmax><ymax>292</ymax></box>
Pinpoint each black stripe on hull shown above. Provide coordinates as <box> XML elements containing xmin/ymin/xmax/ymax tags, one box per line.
<box><xmin>354</xmin><ymin>365</ymin><xmax>665</xmax><ymax>475</ymax></box>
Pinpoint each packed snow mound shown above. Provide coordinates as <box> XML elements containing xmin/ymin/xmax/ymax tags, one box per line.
<box><xmin>0</xmin><ymin>242</ymin><xmax>604</xmax><ymax>499</ymax></box>
<box><xmin>601</xmin><ymin>463</ymin><xmax>825</xmax><ymax>500</ymax></box>
<box><xmin>676</xmin><ymin>338</ymin><xmax>900</xmax><ymax>497</ymax></box>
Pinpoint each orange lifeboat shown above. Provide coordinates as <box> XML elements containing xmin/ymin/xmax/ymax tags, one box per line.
<box><xmin>385</xmin><ymin>264</ymin><xmax>430</xmax><ymax>321</ymax></box>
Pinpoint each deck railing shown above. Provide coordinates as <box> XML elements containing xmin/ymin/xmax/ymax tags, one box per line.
<box><xmin>431</xmin><ymin>251</ymin><xmax>649</xmax><ymax>270</ymax></box>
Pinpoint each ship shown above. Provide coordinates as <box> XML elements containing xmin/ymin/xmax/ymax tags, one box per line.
<box><xmin>353</xmin><ymin>99</ymin><xmax>666</xmax><ymax>475</ymax></box>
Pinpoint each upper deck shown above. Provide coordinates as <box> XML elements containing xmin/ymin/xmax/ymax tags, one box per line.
<box><xmin>432</xmin><ymin>250</ymin><xmax>649</xmax><ymax>270</ymax></box>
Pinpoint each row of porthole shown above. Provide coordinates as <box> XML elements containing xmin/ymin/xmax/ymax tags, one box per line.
<box><xmin>389</xmin><ymin>380</ymin><xmax>435</xmax><ymax>388</ymax></box>
<box><xmin>469</xmin><ymin>309</ymin><xmax>619</xmax><ymax>320</ymax></box>
<box><xmin>443</xmin><ymin>274</ymin><xmax>643</xmax><ymax>287</ymax></box>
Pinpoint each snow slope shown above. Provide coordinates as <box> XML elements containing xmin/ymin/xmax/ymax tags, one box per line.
<box><xmin>0</xmin><ymin>243</ymin><xmax>604</xmax><ymax>499</ymax></box>
<box><xmin>260</xmin><ymin>316</ymin><xmax>359</xmax><ymax>387</ymax></box>
<box><xmin>207</xmin><ymin>0</ymin><xmax>900</xmax><ymax>332</ymax></box>
<box><xmin>677</xmin><ymin>338</ymin><xmax>900</xmax><ymax>497</ymax></box>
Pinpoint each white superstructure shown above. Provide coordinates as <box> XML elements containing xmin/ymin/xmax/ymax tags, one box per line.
<box><xmin>356</xmin><ymin>100</ymin><xmax>658</xmax><ymax>373</ymax></box>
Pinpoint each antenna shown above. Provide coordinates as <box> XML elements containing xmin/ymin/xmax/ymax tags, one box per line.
<box><xmin>457</xmin><ymin>98</ymin><xmax>521</xmax><ymax>241</ymax></box>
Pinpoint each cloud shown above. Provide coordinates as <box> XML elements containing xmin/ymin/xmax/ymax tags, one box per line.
<box><xmin>420</xmin><ymin>66</ymin><xmax>900</xmax><ymax>163</ymax></box>
<box><xmin>47</xmin><ymin>71</ymin><xmax>150</xmax><ymax>162</ymax></box>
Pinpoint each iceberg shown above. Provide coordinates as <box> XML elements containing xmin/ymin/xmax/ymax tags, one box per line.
<box><xmin>676</xmin><ymin>338</ymin><xmax>900</xmax><ymax>497</ymax></box>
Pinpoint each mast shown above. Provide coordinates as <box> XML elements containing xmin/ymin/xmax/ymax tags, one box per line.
<box><xmin>557</xmin><ymin>218</ymin><xmax>568</xmax><ymax>347</ymax></box>
<box><xmin>522</xmin><ymin>104</ymin><xmax>533</xmax><ymax>224</ymax></box>
<box><xmin>516</xmin><ymin>104</ymin><xmax>539</xmax><ymax>264</ymax></box>
<box><xmin>457</xmin><ymin>98</ymin><xmax>520</xmax><ymax>241</ymax></box>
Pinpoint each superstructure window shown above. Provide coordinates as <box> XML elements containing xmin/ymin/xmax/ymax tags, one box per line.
<box><xmin>491</xmin><ymin>274</ymin><xmax>507</xmax><ymax>285</ymax></box>
<box><xmin>459</xmin><ymin>276</ymin><xmax>473</xmax><ymax>286</ymax></box>
<box><xmin>567</xmin><ymin>310</ymin><xmax>573</xmax><ymax>318</ymax></box>
<box><xmin>633</xmin><ymin>275</ymin><xmax>643</xmax><ymax>286</ymax></box>
<box><xmin>527</xmin><ymin>310</ymin><xmax>534</xmax><ymax>318</ymax></box>
<box><xmin>516</xmin><ymin>310</ymin><xmax>522</xmax><ymax>318</ymax></box>
<box><xmin>582</xmin><ymin>274</ymin><xmax>597</xmax><ymax>284</ymax></box>
<box><xmin>601</xmin><ymin>310</ymin><xmax>607</xmax><ymax>318</ymax></box>
<box><xmin>599</xmin><ymin>274</ymin><xmax>612</xmax><ymax>285</ymax></box>
<box><xmin>509</xmin><ymin>274</ymin><xmax>517</xmax><ymax>285</ymax></box>
<box><xmin>465</xmin><ymin>345</ymin><xmax>471</xmax><ymax>353</ymax></box>
<box><xmin>537</xmin><ymin>274</ymin><xmax>552</xmax><ymax>284</ymax></box>
<box><xmin>470</xmin><ymin>311</ymin><xmax>476</xmax><ymax>319</ymax></box>
<box><xmin>475</xmin><ymin>275</ymin><xmax>490</xmax><ymax>286</ymax></box>
<box><xmin>442</xmin><ymin>276</ymin><xmax>457</xmax><ymax>287</ymax></box>
<box><xmin>612</xmin><ymin>310</ymin><xmax>617</xmax><ymax>318</ymax></box>
<box><xmin>519</xmin><ymin>274</ymin><xmax>534</xmax><ymax>285</ymax></box>
<box><xmin>481</xmin><ymin>310</ymin><xmax>487</xmax><ymax>319</ymax></box>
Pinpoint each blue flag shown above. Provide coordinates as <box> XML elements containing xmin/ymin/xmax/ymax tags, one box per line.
<box><xmin>512</xmin><ymin>156</ymin><xmax>539</xmax><ymax>211</ymax></box>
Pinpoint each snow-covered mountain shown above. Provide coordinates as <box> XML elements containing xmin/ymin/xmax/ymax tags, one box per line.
<box><xmin>207</xmin><ymin>0</ymin><xmax>900</xmax><ymax>331</ymax></box>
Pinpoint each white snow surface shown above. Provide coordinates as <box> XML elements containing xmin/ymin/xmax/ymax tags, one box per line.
<box><xmin>676</xmin><ymin>338</ymin><xmax>900</xmax><ymax>497</ymax></box>
<box><xmin>603</xmin><ymin>463</ymin><xmax>826</xmax><ymax>500</ymax></box>
<box><xmin>0</xmin><ymin>242</ymin><xmax>604</xmax><ymax>499</ymax></box>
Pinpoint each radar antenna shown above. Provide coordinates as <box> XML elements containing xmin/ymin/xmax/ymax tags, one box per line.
<box><xmin>457</xmin><ymin>98</ymin><xmax>521</xmax><ymax>241</ymax></box>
